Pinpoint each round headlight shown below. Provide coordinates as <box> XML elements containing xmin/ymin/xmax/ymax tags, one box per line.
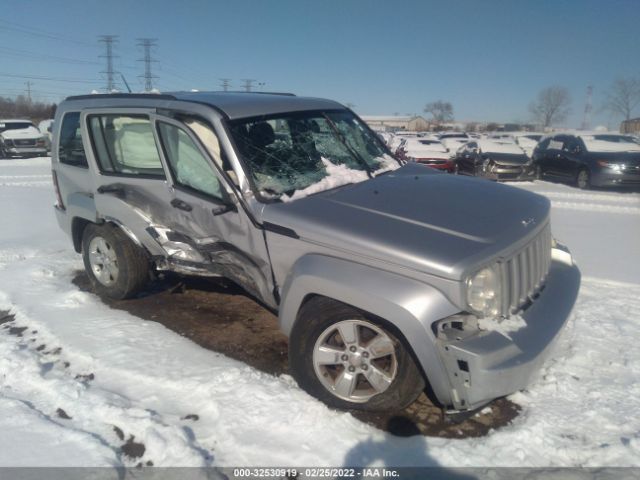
<box><xmin>466</xmin><ymin>266</ymin><xmax>501</xmax><ymax>318</ymax></box>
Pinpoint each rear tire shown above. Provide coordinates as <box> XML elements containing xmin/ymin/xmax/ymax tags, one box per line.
<box><xmin>577</xmin><ymin>168</ymin><xmax>590</xmax><ymax>190</ymax></box>
<box><xmin>82</xmin><ymin>223</ymin><xmax>149</xmax><ymax>299</ymax></box>
<box><xmin>289</xmin><ymin>297</ymin><xmax>425</xmax><ymax>412</ymax></box>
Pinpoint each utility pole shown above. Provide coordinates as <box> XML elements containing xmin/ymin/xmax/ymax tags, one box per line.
<box><xmin>99</xmin><ymin>35</ymin><xmax>119</xmax><ymax>92</ymax></box>
<box><xmin>241</xmin><ymin>79</ymin><xmax>256</xmax><ymax>92</ymax></box>
<box><xmin>137</xmin><ymin>38</ymin><xmax>158</xmax><ymax>92</ymax></box>
<box><xmin>581</xmin><ymin>85</ymin><xmax>593</xmax><ymax>131</ymax></box>
<box><xmin>25</xmin><ymin>81</ymin><xmax>32</xmax><ymax>103</ymax></box>
<box><xmin>220</xmin><ymin>78</ymin><xmax>231</xmax><ymax>91</ymax></box>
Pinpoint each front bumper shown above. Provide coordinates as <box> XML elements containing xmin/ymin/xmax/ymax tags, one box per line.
<box><xmin>482</xmin><ymin>164</ymin><xmax>535</xmax><ymax>181</ymax></box>
<box><xmin>5</xmin><ymin>147</ymin><xmax>48</xmax><ymax>158</ymax></box>
<box><xmin>591</xmin><ymin>169</ymin><xmax>640</xmax><ymax>187</ymax></box>
<box><xmin>435</xmin><ymin>247</ymin><xmax>580</xmax><ymax>411</ymax></box>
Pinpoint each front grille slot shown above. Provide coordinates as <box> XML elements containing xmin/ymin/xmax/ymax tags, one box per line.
<box><xmin>500</xmin><ymin>223</ymin><xmax>552</xmax><ymax>315</ymax></box>
<box><xmin>14</xmin><ymin>139</ymin><xmax>36</xmax><ymax>147</ymax></box>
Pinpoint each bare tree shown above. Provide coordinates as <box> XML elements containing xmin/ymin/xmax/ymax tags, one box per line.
<box><xmin>424</xmin><ymin>100</ymin><xmax>454</xmax><ymax>123</ymax></box>
<box><xmin>528</xmin><ymin>86</ymin><xmax>571</xmax><ymax>127</ymax></box>
<box><xmin>604</xmin><ymin>77</ymin><xmax>640</xmax><ymax>120</ymax></box>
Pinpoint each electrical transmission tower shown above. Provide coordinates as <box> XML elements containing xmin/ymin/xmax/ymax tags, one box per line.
<box><xmin>241</xmin><ymin>79</ymin><xmax>256</xmax><ymax>92</ymax></box>
<box><xmin>220</xmin><ymin>78</ymin><xmax>231</xmax><ymax>91</ymax></box>
<box><xmin>99</xmin><ymin>35</ymin><xmax>119</xmax><ymax>92</ymax></box>
<box><xmin>25</xmin><ymin>81</ymin><xmax>32</xmax><ymax>103</ymax></box>
<box><xmin>137</xmin><ymin>38</ymin><xmax>158</xmax><ymax>92</ymax></box>
<box><xmin>581</xmin><ymin>85</ymin><xmax>593</xmax><ymax>130</ymax></box>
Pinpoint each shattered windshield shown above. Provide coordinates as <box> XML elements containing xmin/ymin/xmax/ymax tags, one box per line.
<box><xmin>228</xmin><ymin>110</ymin><xmax>399</xmax><ymax>202</ymax></box>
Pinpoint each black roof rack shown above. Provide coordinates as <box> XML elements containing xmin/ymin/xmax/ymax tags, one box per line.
<box><xmin>213</xmin><ymin>91</ymin><xmax>296</xmax><ymax>96</ymax></box>
<box><xmin>65</xmin><ymin>93</ymin><xmax>177</xmax><ymax>101</ymax></box>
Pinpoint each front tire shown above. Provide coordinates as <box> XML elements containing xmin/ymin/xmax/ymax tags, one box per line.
<box><xmin>577</xmin><ymin>168</ymin><xmax>590</xmax><ymax>190</ymax></box>
<box><xmin>82</xmin><ymin>223</ymin><xmax>149</xmax><ymax>299</ymax></box>
<box><xmin>289</xmin><ymin>297</ymin><xmax>425</xmax><ymax>411</ymax></box>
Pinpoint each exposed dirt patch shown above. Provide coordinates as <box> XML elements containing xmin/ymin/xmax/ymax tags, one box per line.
<box><xmin>56</xmin><ymin>408</ymin><xmax>72</xmax><ymax>420</ymax></box>
<box><xmin>121</xmin><ymin>435</ymin><xmax>146</xmax><ymax>459</ymax></box>
<box><xmin>72</xmin><ymin>273</ymin><xmax>520</xmax><ymax>438</ymax></box>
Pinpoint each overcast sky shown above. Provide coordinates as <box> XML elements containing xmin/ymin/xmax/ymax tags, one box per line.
<box><xmin>1</xmin><ymin>0</ymin><xmax>638</xmax><ymax>128</ymax></box>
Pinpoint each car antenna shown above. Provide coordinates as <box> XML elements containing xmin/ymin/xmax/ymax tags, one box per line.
<box><xmin>120</xmin><ymin>74</ymin><xmax>132</xmax><ymax>93</ymax></box>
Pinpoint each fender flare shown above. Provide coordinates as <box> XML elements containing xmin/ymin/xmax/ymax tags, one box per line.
<box><xmin>278</xmin><ymin>254</ymin><xmax>461</xmax><ymax>407</ymax></box>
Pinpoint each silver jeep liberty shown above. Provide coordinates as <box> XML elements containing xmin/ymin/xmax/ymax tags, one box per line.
<box><xmin>51</xmin><ymin>92</ymin><xmax>580</xmax><ymax>413</ymax></box>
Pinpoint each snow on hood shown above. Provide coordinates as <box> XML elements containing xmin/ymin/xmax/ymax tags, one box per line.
<box><xmin>580</xmin><ymin>135</ymin><xmax>640</xmax><ymax>153</ymax></box>
<box><xmin>282</xmin><ymin>156</ymin><xmax>399</xmax><ymax>203</ymax></box>
<box><xmin>282</xmin><ymin>158</ymin><xmax>370</xmax><ymax>202</ymax></box>
<box><xmin>1</xmin><ymin>126</ymin><xmax>43</xmax><ymax>140</ymax></box>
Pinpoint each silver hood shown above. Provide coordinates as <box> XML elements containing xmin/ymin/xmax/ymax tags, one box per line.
<box><xmin>262</xmin><ymin>163</ymin><xmax>550</xmax><ymax>280</ymax></box>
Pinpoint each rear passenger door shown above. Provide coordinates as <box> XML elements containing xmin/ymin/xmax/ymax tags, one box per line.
<box><xmin>544</xmin><ymin>135</ymin><xmax>565</xmax><ymax>176</ymax></box>
<box><xmin>83</xmin><ymin>108</ymin><xmax>176</xmax><ymax>245</ymax></box>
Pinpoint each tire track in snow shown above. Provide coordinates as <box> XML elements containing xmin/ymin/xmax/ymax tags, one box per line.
<box><xmin>539</xmin><ymin>190</ymin><xmax>640</xmax><ymax>205</ymax></box>
<box><xmin>0</xmin><ymin>311</ymin><xmax>216</xmax><ymax>467</ymax></box>
<box><xmin>0</xmin><ymin>174</ymin><xmax>51</xmax><ymax>179</ymax></box>
<box><xmin>549</xmin><ymin>200</ymin><xmax>640</xmax><ymax>215</ymax></box>
<box><xmin>0</xmin><ymin>181</ymin><xmax>51</xmax><ymax>187</ymax></box>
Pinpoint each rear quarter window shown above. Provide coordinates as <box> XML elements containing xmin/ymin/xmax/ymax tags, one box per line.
<box><xmin>58</xmin><ymin>112</ymin><xmax>88</xmax><ymax>168</ymax></box>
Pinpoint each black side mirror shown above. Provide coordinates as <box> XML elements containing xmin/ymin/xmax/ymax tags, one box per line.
<box><xmin>211</xmin><ymin>199</ymin><xmax>237</xmax><ymax>216</ymax></box>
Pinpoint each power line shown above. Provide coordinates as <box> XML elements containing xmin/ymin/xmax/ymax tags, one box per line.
<box><xmin>137</xmin><ymin>38</ymin><xmax>158</xmax><ymax>92</ymax></box>
<box><xmin>99</xmin><ymin>35</ymin><xmax>119</xmax><ymax>92</ymax></box>
<box><xmin>0</xmin><ymin>18</ymin><xmax>95</xmax><ymax>47</ymax></box>
<box><xmin>0</xmin><ymin>72</ymin><xmax>103</xmax><ymax>84</ymax></box>
<box><xmin>0</xmin><ymin>46</ymin><xmax>101</xmax><ymax>66</ymax></box>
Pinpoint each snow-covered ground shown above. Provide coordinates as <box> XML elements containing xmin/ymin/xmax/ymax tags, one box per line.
<box><xmin>1</xmin><ymin>158</ymin><xmax>639</xmax><ymax>468</ymax></box>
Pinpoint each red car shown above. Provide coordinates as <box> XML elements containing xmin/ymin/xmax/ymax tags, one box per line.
<box><xmin>396</xmin><ymin>137</ymin><xmax>454</xmax><ymax>172</ymax></box>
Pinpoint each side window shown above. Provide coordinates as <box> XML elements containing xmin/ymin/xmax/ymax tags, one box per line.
<box><xmin>548</xmin><ymin>137</ymin><xmax>564</xmax><ymax>150</ymax></box>
<box><xmin>563</xmin><ymin>137</ymin><xmax>579</xmax><ymax>153</ymax></box>
<box><xmin>157</xmin><ymin>122</ymin><xmax>225</xmax><ymax>200</ymax></box>
<box><xmin>88</xmin><ymin>114</ymin><xmax>165</xmax><ymax>178</ymax></box>
<box><xmin>537</xmin><ymin>138</ymin><xmax>551</xmax><ymax>151</ymax></box>
<box><xmin>58</xmin><ymin>112</ymin><xmax>87</xmax><ymax>168</ymax></box>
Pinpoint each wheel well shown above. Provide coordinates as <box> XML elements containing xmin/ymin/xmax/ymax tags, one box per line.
<box><xmin>295</xmin><ymin>293</ymin><xmax>443</xmax><ymax>408</ymax></box>
<box><xmin>71</xmin><ymin>217</ymin><xmax>92</xmax><ymax>253</ymax></box>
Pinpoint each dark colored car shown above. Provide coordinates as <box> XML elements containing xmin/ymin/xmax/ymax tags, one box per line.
<box><xmin>532</xmin><ymin>133</ymin><xmax>640</xmax><ymax>189</ymax></box>
<box><xmin>454</xmin><ymin>140</ymin><xmax>535</xmax><ymax>181</ymax></box>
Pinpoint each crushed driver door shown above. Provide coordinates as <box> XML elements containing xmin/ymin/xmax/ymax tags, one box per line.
<box><xmin>150</xmin><ymin>114</ymin><xmax>277</xmax><ymax>307</ymax></box>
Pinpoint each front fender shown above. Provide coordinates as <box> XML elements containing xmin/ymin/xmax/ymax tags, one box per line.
<box><xmin>278</xmin><ymin>254</ymin><xmax>461</xmax><ymax>407</ymax></box>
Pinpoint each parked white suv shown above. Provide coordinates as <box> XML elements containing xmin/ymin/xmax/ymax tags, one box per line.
<box><xmin>0</xmin><ymin>119</ymin><xmax>48</xmax><ymax>158</ymax></box>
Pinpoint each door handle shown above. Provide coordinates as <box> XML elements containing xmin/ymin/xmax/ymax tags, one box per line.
<box><xmin>97</xmin><ymin>184</ymin><xmax>125</xmax><ymax>195</ymax></box>
<box><xmin>171</xmin><ymin>198</ymin><xmax>193</xmax><ymax>212</ymax></box>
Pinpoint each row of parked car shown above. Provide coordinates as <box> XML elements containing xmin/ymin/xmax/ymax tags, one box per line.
<box><xmin>0</xmin><ymin>118</ymin><xmax>54</xmax><ymax>158</ymax></box>
<box><xmin>379</xmin><ymin>130</ymin><xmax>640</xmax><ymax>189</ymax></box>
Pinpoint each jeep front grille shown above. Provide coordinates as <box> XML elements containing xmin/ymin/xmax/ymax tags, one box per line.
<box><xmin>499</xmin><ymin>223</ymin><xmax>552</xmax><ymax>315</ymax></box>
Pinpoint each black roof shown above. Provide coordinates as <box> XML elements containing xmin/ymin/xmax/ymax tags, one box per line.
<box><xmin>64</xmin><ymin>91</ymin><xmax>345</xmax><ymax>120</ymax></box>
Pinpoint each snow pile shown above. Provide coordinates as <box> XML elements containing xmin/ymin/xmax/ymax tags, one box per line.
<box><xmin>373</xmin><ymin>154</ymin><xmax>401</xmax><ymax>175</ymax></box>
<box><xmin>282</xmin><ymin>158</ymin><xmax>369</xmax><ymax>202</ymax></box>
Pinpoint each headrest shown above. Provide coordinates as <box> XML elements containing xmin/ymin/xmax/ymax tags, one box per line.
<box><xmin>248</xmin><ymin>122</ymin><xmax>275</xmax><ymax>148</ymax></box>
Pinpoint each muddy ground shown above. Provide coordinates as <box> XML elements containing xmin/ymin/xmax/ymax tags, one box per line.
<box><xmin>73</xmin><ymin>272</ymin><xmax>520</xmax><ymax>438</ymax></box>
